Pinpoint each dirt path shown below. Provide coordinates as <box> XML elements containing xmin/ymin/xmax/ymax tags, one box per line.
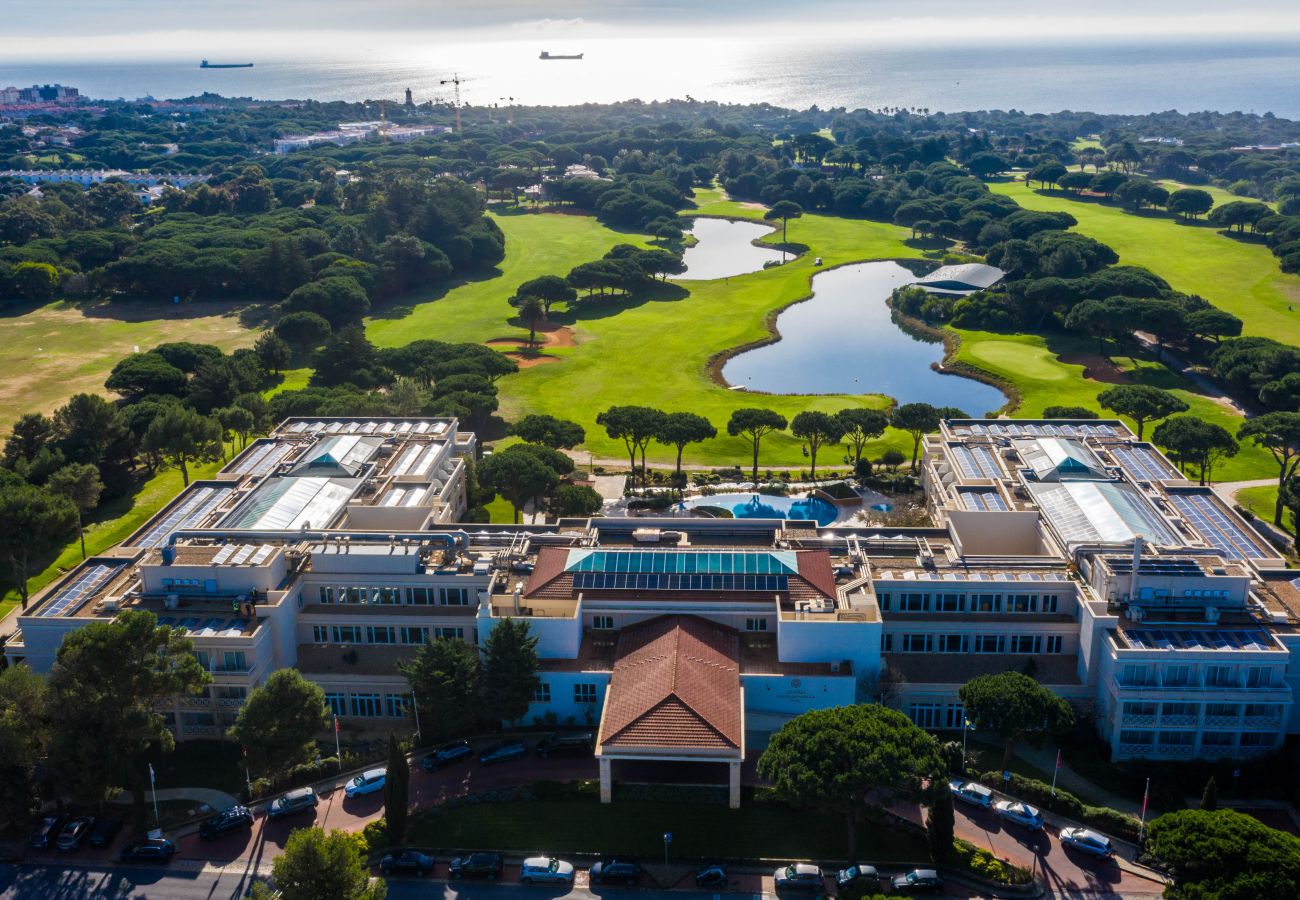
<box><xmin>1057</xmin><ymin>352</ymin><xmax>1130</xmax><ymax>384</ymax></box>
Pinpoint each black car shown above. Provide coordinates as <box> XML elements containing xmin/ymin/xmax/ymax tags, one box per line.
<box><xmin>477</xmin><ymin>740</ymin><xmax>527</xmax><ymax>765</ymax></box>
<box><xmin>56</xmin><ymin>816</ymin><xmax>94</xmax><ymax>851</ymax></box>
<box><xmin>590</xmin><ymin>859</ymin><xmax>641</xmax><ymax>884</ymax></box>
<box><xmin>422</xmin><ymin>740</ymin><xmax>473</xmax><ymax>771</ymax></box>
<box><xmin>199</xmin><ymin>805</ymin><xmax>254</xmax><ymax>840</ymax></box>
<box><xmin>380</xmin><ymin>849</ymin><xmax>435</xmax><ymax>876</ymax></box>
<box><xmin>695</xmin><ymin>864</ymin><xmax>729</xmax><ymax>888</ymax></box>
<box><xmin>835</xmin><ymin>865</ymin><xmax>879</xmax><ymax>892</ymax></box>
<box><xmin>88</xmin><ymin>816</ymin><xmax>123</xmax><ymax>849</ymax></box>
<box><xmin>449</xmin><ymin>851</ymin><xmax>504</xmax><ymax>879</ymax></box>
<box><xmin>119</xmin><ymin>838</ymin><xmax>176</xmax><ymax>863</ymax></box>
<box><xmin>28</xmin><ymin>814</ymin><xmax>66</xmax><ymax>850</ymax></box>
<box><xmin>535</xmin><ymin>732</ymin><xmax>594</xmax><ymax>759</ymax></box>
<box><xmin>890</xmin><ymin>869</ymin><xmax>944</xmax><ymax>894</ymax></box>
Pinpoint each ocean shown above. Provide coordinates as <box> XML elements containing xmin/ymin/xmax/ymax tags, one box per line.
<box><xmin>4</xmin><ymin>37</ymin><xmax>1300</xmax><ymax>118</ymax></box>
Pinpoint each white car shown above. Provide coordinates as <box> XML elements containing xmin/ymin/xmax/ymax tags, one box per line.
<box><xmin>520</xmin><ymin>857</ymin><xmax>576</xmax><ymax>885</ymax></box>
<box><xmin>948</xmin><ymin>779</ymin><xmax>993</xmax><ymax>809</ymax></box>
<box><xmin>344</xmin><ymin>767</ymin><xmax>387</xmax><ymax>798</ymax></box>
<box><xmin>994</xmin><ymin>799</ymin><xmax>1044</xmax><ymax>830</ymax></box>
<box><xmin>1060</xmin><ymin>827</ymin><xmax>1114</xmax><ymax>858</ymax></box>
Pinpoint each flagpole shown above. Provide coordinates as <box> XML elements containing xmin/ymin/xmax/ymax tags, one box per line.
<box><xmin>242</xmin><ymin>746</ymin><xmax>253</xmax><ymax>801</ymax></box>
<box><xmin>334</xmin><ymin>714</ymin><xmax>343</xmax><ymax>772</ymax></box>
<box><xmin>410</xmin><ymin>690</ymin><xmax>422</xmax><ymax>742</ymax></box>
<box><xmin>962</xmin><ymin>718</ymin><xmax>972</xmax><ymax>773</ymax></box>
<box><xmin>149</xmin><ymin>763</ymin><xmax>160</xmax><ymax>830</ymax></box>
<box><xmin>1139</xmin><ymin>777</ymin><xmax>1151</xmax><ymax>843</ymax></box>
<box><xmin>1050</xmin><ymin>748</ymin><xmax>1061</xmax><ymax>798</ymax></box>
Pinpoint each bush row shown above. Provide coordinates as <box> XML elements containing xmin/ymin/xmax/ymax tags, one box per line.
<box><xmin>978</xmin><ymin>770</ymin><xmax>1141</xmax><ymax>843</ymax></box>
<box><xmin>952</xmin><ymin>838</ymin><xmax>1033</xmax><ymax>885</ymax></box>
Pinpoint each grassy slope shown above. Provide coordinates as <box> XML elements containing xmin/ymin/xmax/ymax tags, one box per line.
<box><xmin>988</xmin><ymin>180</ymin><xmax>1300</xmax><ymax>344</ymax></box>
<box><xmin>1236</xmin><ymin>485</ymin><xmax>1295</xmax><ymax>536</ymax></box>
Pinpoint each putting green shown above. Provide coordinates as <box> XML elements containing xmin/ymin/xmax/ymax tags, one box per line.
<box><xmin>966</xmin><ymin>340</ymin><xmax>1070</xmax><ymax>381</ymax></box>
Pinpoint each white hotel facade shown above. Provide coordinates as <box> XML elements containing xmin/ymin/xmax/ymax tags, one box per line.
<box><xmin>5</xmin><ymin>416</ymin><xmax>1299</xmax><ymax>787</ymax></box>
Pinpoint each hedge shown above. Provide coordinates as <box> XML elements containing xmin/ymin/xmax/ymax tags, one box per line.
<box><xmin>952</xmin><ymin>838</ymin><xmax>1033</xmax><ymax>885</ymax></box>
<box><xmin>978</xmin><ymin>770</ymin><xmax>1141</xmax><ymax>843</ymax></box>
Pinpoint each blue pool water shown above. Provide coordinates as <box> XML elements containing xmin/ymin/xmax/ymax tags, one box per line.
<box><xmin>679</xmin><ymin>492</ymin><xmax>840</xmax><ymax>526</ymax></box>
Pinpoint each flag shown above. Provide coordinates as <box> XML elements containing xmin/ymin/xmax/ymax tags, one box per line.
<box><xmin>1055</xmin><ymin>749</ymin><xmax>1062</xmax><ymax>770</ymax></box>
<box><xmin>333</xmin><ymin>714</ymin><xmax>340</xmax><ymax>735</ymax></box>
<box><xmin>241</xmin><ymin>745</ymin><xmax>247</xmax><ymax>759</ymax></box>
<box><xmin>148</xmin><ymin>763</ymin><xmax>155</xmax><ymax>784</ymax></box>
<box><xmin>1140</xmin><ymin>778</ymin><xmax>1150</xmax><ymax>820</ymax></box>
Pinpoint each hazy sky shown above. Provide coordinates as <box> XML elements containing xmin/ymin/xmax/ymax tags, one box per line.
<box><xmin>6</xmin><ymin>0</ymin><xmax>1300</xmax><ymax>58</ymax></box>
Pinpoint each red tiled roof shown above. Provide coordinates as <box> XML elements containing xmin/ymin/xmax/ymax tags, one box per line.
<box><xmin>524</xmin><ymin>546</ymin><xmax>570</xmax><ymax>597</ymax></box>
<box><xmin>796</xmin><ymin>551</ymin><xmax>837</xmax><ymax>599</ymax></box>
<box><xmin>598</xmin><ymin>616</ymin><xmax>742</xmax><ymax>753</ymax></box>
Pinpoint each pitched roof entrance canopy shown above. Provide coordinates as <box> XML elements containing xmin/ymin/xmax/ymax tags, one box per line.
<box><xmin>597</xmin><ymin>615</ymin><xmax>743</xmax><ymax>760</ymax></box>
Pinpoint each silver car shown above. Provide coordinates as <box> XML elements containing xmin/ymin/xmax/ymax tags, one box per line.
<box><xmin>948</xmin><ymin>779</ymin><xmax>994</xmax><ymax>809</ymax></box>
<box><xmin>1060</xmin><ymin>827</ymin><xmax>1114</xmax><ymax>858</ymax></box>
<box><xmin>520</xmin><ymin>857</ymin><xmax>575</xmax><ymax>884</ymax></box>
<box><xmin>994</xmin><ymin>799</ymin><xmax>1044</xmax><ymax>830</ymax></box>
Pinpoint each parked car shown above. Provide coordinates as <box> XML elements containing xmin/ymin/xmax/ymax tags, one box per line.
<box><xmin>535</xmin><ymin>732</ymin><xmax>594</xmax><ymax>759</ymax></box>
<box><xmin>948</xmin><ymin>779</ymin><xmax>994</xmax><ymax>809</ymax></box>
<box><xmin>590</xmin><ymin>859</ymin><xmax>641</xmax><ymax>884</ymax></box>
<box><xmin>695</xmin><ymin>864</ymin><xmax>729</xmax><ymax>888</ymax></box>
<box><xmin>889</xmin><ymin>869</ymin><xmax>944</xmax><ymax>893</ymax></box>
<box><xmin>119</xmin><ymin>838</ymin><xmax>176</xmax><ymax>863</ymax></box>
<box><xmin>478</xmin><ymin>740</ymin><xmax>527</xmax><ymax>765</ymax></box>
<box><xmin>520</xmin><ymin>856</ymin><xmax>576</xmax><ymax>885</ymax></box>
<box><xmin>835</xmin><ymin>865</ymin><xmax>879</xmax><ymax>891</ymax></box>
<box><xmin>380</xmin><ymin>849</ymin><xmax>435</xmax><ymax>876</ymax></box>
<box><xmin>422</xmin><ymin>740</ymin><xmax>473</xmax><ymax>771</ymax></box>
<box><xmin>344</xmin><ymin>768</ymin><xmax>388</xmax><ymax>799</ymax></box>
<box><xmin>199</xmin><ymin>805</ymin><xmax>254</xmax><ymax>840</ymax></box>
<box><xmin>266</xmin><ymin>787</ymin><xmax>319</xmax><ymax>820</ymax></box>
<box><xmin>56</xmin><ymin>816</ymin><xmax>94</xmax><ymax>851</ymax></box>
<box><xmin>28</xmin><ymin>814</ymin><xmax>66</xmax><ymax>850</ymax></box>
<box><xmin>994</xmin><ymin>799</ymin><xmax>1044</xmax><ymax>831</ymax></box>
<box><xmin>1060</xmin><ymin>827</ymin><xmax>1115</xmax><ymax>858</ymax></box>
<box><xmin>88</xmin><ymin>816</ymin><xmax>123</xmax><ymax>848</ymax></box>
<box><xmin>449</xmin><ymin>851</ymin><xmax>504</xmax><ymax>879</ymax></box>
<box><xmin>774</xmin><ymin>863</ymin><xmax>824</xmax><ymax>891</ymax></box>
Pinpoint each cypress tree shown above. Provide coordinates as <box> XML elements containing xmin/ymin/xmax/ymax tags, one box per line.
<box><xmin>383</xmin><ymin>733</ymin><xmax>410</xmax><ymax>845</ymax></box>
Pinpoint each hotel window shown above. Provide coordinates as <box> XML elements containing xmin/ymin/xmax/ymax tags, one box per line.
<box><xmin>1240</xmin><ymin>732</ymin><xmax>1274</xmax><ymax>747</ymax></box>
<box><xmin>1245</xmin><ymin>666</ymin><xmax>1273</xmax><ymax>688</ymax></box>
<box><xmin>332</xmin><ymin>625</ymin><xmax>362</xmax><ymax>644</ymax></box>
<box><xmin>1123</xmin><ymin>702</ymin><xmax>1156</xmax><ymax>717</ymax></box>
<box><xmin>877</xmin><ymin>593</ymin><xmax>891</xmax><ymax>611</ymax></box>
<box><xmin>1007</xmin><ymin>594</ymin><xmax>1036</xmax><ymax>613</ymax></box>
<box><xmin>534</xmin><ymin>683</ymin><xmax>551</xmax><ymax>703</ymax></box>
<box><xmin>937</xmin><ymin>594</ymin><xmax>964</xmax><ymax>612</ymax></box>
<box><xmin>1201</xmin><ymin>731</ymin><xmax>1234</xmax><ymax>748</ymax></box>
<box><xmin>899</xmin><ymin>593</ymin><xmax>929</xmax><ymax>612</ymax></box>
<box><xmin>406</xmin><ymin>587</ymin><xmax>432</xmax><ymax>605</ymax></box>
<box><xmin>214</xmin><ymin>685</ymin><xmax>246</xmax><ymax>700</ymax></box>
<box><xmin>351</xmin><ymin>693</ymin><xmax>382</xmax><ymax>718</ymax></box>
<box><xmin>745</xmin><ymin>618</ymin><xmax>768</xmax><ymax>632</ymax></box>
<box><xmin>944</xmin><ymin>704</ymin><xmax>966</xmax><ymax>729</ymax></box>
<box><xmin>1124</xmin><ymin>664</ymin><xmax>1152</xmax><ymax>686</ymax></box>
<box><xmin>1119</xmin><ymin>730</ymin><xmax>1154</xmax><ymax>746</ymax></box>
<box><xmin>1205</xmin><ymin>703</ymin><xmax>1238</xmax><ymax>718</ymax></box>
<box><xmin>973</xmin><ymin>635</ymin><xmax>1004</xmax><ymax>653</ymax></box>
<box><xmin>1158</xmin><ymin>731</ymin><xmax>1195</xmax><ymax>748</ymax></box>
<box><xmin>325</xmin><ymin>693</ymin><xmax>346</xmax><ymax>717</ymax></box>
<box><xmin>366</xmin><ymin>626</ymin><xmax>396</xmax><ymax>645</ymax></box>
<box><xmin>344</xmin><ymin>587</ymin><xmax>367</xmax><ymax>604</ymax></box>
<box><xmin>400</xmin><ymin>627</ymin><xmax>429</xmax><ymax>645</ymax></box>
<box><xmin>222</xmin><ymin>651</ymin><xmax>246</xmax><ymax>672</ymax></box>
<box><xmin>1041</xmin><ymin>594</ymin><xmax>1059</xmax><ymax>613</ymax></box>
<box><xmin>1244</xmin><ymin>704</ymin><xmax>1279</xmax><ymax>720</ymax></box>
<box><xmin>901</xmin><ymin>634</ymin><xmax>932</xmax><ymax>653</ymax></box>
<box><xmin>440</xmin><ymin>587</ymin><xmax>470</xmax><ymax>606</ymax></box>
<box><xmin>375</xmin><ymin>587</ymin><xmax>400</xmax><ymax>605</ymax></box>
<box><xmin>972</xmin><ymin>594</ymin><xmax>1001</xmax><ymax>612</ymax></box>
<box><xmin>936</xmin><ymin>634</ymin><xmax>965</xmax><ymax>653</ymax></box>
<box><xmin>1161</xmin><ymin>702</ymin><xmax>1195</xmax><ymax>718</ymax></box>
<box><xmin>881</xmin><ymin>634</ymin><xmax>893</xmax><ymax>652</ymax></box>
<box><xmin>909</xmin><ymin>703</ymin><xmax>941</xmax><ymax>729</ymax></box>
<box><xmin>1009</xmin><ymin>635</ymin><xmax>1039</xmax><ymax>654</ymax></box>
<box><xmin>433</xmin><ymin>627</ymin><xmax>464</xmax><ymax>640</ymax></box>
<box><xmin>385</xmin><ymin>694</ymin><xmax>410</xmax><ymax>718</ymax></box>
<box><xmin>193</xmin><ymin>651</ymin><xmax>211</xmax><ymax>670</ymax></box>
<box><xmin>574</xmin><ymin>683</ymin><xmax>597</xmax><ymax>704</ymax></box>
<box><xmin>1044</xmin><ymin>635</ymin><xmax>1063</xmax><ymax>654</ymax></box>
<box><xmin>593</xmin><ymin>615</ymin><xmax>615</xmax><ymax>630</ymax></box>
<box><xmin>319</xmin><ymin>586</ymin><xmax>335</xmax><ymax>604</ymax></box>
<box><xmin>1205</xmin><ymin>665</ymin><xmax>1235</xmax><ymax>687</ymax></box>
<box><xmin>312</xmin><ymin>625</ymin><xmax>329</xmax><ymax>643</ymax></box>
<box><xmin>1163</xmin><ymin>665</ymin><xmax>1189</xmax><ymax>687</ymax></box>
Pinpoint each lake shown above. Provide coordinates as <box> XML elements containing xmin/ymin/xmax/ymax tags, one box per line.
<box><xmin>678</xmin><ymin>218</ymin><xmax>786</xmax><ymax>280</ymax></box>
<box><xmin>721</xmin><ymin>261</ymin><xmax>1008</xmax><ymax>414</ymax></box>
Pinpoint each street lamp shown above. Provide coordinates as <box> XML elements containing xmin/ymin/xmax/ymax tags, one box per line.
<box><xmin>410</xmin><ymin>690</ymin><xmax>423</xmax><ymax>742</ymax></box>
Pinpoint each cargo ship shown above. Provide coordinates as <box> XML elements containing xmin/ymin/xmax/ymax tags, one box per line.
<box><xmin>200</xmin><ymin>60</ymin><xmax>254</xmax><ymax>69</ymax></box>
<box><xmin>539</xmin><ymin>51</ymin><xmax>583</xmax><ymax>60</ymax></box>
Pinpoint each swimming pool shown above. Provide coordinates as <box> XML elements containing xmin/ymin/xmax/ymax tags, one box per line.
<box><xmin>678</xmin><ymin>492</ymin><xmax>841</xmax><ymax>526</ymax></box>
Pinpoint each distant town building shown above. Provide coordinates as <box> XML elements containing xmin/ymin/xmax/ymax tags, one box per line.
<box><xmin>0</xmin><ymin>84</ymin><xmax>79</xmax><ymax>104</ymax></box>
<box><xmin>273</xmin><ymin>121</ymin><xmax>449</xmax><ymax>154</ymax></box>
<box><xmin>913</xmin><ymin>263</ymin><xmax>1006</xmax><ymax>297</ymax></box>
<box><xmin>0</xmin><ymin>169</ymin><xmax>209</xmax><ymax>189</ymax></box>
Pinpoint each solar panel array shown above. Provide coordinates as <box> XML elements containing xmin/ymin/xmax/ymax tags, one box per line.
<box><xmin>128</xmin><ymin>486</ymin><xmax>232</xmax><ymax>548</ymax></box>
<box><xmin>1169</xmin><ymin>494</ymin><xmax>1268</xmax><ymax>560</ymax></box>
<box><xmin>565</xmin><ymin>549</ymin><xmax>796</xmax><ymax>575</ymax></box>
<box><xmin>1112</xmin><ymin>447</ymin><xmax>1175</xmax><ymax>482</ymax></box>
<box><xmin>286</xmin><ymin>419</ymin><xmax>448</xmax><ymax>436</ymax></box>
<box><xmin>959</xmin><ymin>490</ymin><xmax>1008</xmax><ymax>511</ymax></box>
<box><xmin>37</xmin><ymin>563</ymin><xmax>124</xmax><ymax>618</ymax></box>
<box><xmin>573</xmin><ymin>571</ymin><xmax>789</xmax><ymax>593</ymax></box>
<box><xmin>226</xmin><ymin>441</ymin><xmax>295</xmax><ymax>476</ymax></box>
<box><xmin>154</xmin><ymin>615</ymin><xmax>246</xmax><ymax>637</ymax></box>
<box><xmin>1103</xmin><ymin>556</ymin><xmax>1204</xmax><ymax>578</ymax></box>
<box><xmin>949</xmin><ymin>445</ymin><xmax>1002</xmax><ymax>479</ymax></box>
<box><xmin>951</xmin><ymin>422</ymin><xmax>1116</xmax><ymax>438</ymax></box>
<box><xmin>1125</xmin><ymin>628</ymin><xmax>1276</xmax><ymax>652</ymax></box>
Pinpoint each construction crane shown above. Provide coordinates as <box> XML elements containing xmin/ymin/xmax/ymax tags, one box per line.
<box><xmin>440</xmin><ymin>73</ymin><xmax>467</xmax><ymax>133</ymax></box>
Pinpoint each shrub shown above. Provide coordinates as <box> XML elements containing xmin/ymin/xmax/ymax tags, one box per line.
<box><xmin>1082</xmin><ymin>805</ymin><xmax>1142</xmax><ymax>843</ymax></box>
<box><xmin>249</xmin><ymin>777</ymin><xmax>272</xmax><ymax>800</ymax></box>
<box><xmin>357</xmin><ymin>819</ymin><xmax>388</xmax><ymax>858</ymax></box>
<box><xmin>979</xmin><ymin>770</ymin><xmax>1141</xmax><ymax>841</ymax></box>
<box><xmin>952</xmin><ymin>838</ymin><xmax>1032</xmax><ymax>885</ymax></box>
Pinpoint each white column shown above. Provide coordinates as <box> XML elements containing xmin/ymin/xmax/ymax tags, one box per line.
<box><xmin>599</xmin><ymin>756</ymin><xmax>612</xmax><ymax>804</ymax></box>
<box><xmin>728</xmin><ymin>760</ymin><xmax>741</xmax><ymax>809</ymax></box>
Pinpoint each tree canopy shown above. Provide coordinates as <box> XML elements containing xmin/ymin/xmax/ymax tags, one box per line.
<box><xmin>1145</xmin><ymin>809</ymin><xmax>1300</xmax><ymax>900</ymax></box>
<box><xmin>1097</xmin><ymin>384</ymin><xmax>1189</xmax><ymax>440</ymax></box>
<box><xmin>958</xmin><ymin>671</ymin><xmax>1074</xmax><ymax>771</ymax></box>
<box><xmin>481</xmin><ymin>618</ymin><xmax>541</xmax><ymax>726</ymax></box>
<box><xmin>398</xmin><ymin>637</ymin><xmax>481</xmax><ymax>742</ymax></box>
<box><xmin>228</xmin><ymin>668</ymin><xmax>330</xmax><ymax>777</ymax></box>
<box><xmin>727</xmin><ymin>408</ymin><xmax>788</xmax><ymax>482</ymax></box>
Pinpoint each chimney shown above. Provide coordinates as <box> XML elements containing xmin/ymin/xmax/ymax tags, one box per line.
<box><xmin>513</xmin><ymin>581</ymin><xmax>523</xmax><ymax>615</ymax></box>
<box><xmin>1127</xmin><ymin>535</ymin><xmax>1143</xmax><ymax>603</ymax></box>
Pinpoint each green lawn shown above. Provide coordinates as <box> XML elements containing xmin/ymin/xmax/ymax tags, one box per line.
<box><xmin>0</xmin><ymin>299</ymin><xmax>259</xmax><ymax>436</ymax></box>
<box><xmin>1236</xmin><ymin>485</ymin><xmax>1295</xmax><ymax>536</ymax></box>
<box><xmin>988</xmin><ymin>180</ymin><xmax>1300</xmax><ymax>345</ymax></box>
<box><xmin>409</xmin><ymin>797</ymin><xmax>926</xmax><ymax>862</ymax></box>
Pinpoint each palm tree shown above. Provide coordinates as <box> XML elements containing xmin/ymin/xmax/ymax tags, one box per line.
<box><xmin>518</xmin><ymin>294</ymin><xmax>546</xmax><ymax>347</ymax></box>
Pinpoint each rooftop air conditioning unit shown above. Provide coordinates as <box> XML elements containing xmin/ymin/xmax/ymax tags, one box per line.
<box><xmin>1129</xmin><ymin>605</ymin><xmax>1144</xmax><ymax>622</ymax></box>
<box><xmin>164</xmin><ymin>593</ymin><xmax>180</xmax><ymax>610</ymax></box>
<box><xmin>830</xmin><ymin>660</ymin><xmax>841</xmax><ymax>673</ymax></box>
<box><xmin>633</xmin><ymin>528</ymin><xmax>662</xmax><ymax>543</ymax></box>
<box><xmin>99</xmin><ymin>597</ymin><xmax>121</xmax><ymax>613</ymax></box>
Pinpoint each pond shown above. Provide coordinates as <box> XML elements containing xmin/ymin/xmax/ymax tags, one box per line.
<box><xmin>677</xmin><ymin>492</ymin><xmax>842</xmax><ymax>526</ymax></box>
<box><xmin>721</xmin><ymin>261</ymin><xmax>1008</xmax><ymax>414</ymax></box>
<box><xmin>677</xmin><ymin>217</ymin><xmax>787</xmax><ymax>280</ymax></box>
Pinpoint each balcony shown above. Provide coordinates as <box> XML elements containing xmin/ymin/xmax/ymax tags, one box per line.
<box><xmin>1122</xmin><ymin>714</ymin><xmax>1156</xmax><ymax>727</ymax></box>
<box><xmin>211</xmin><ymin>660</ymin><xmax>256</xmax><ymax>676</ymax></box>
<box><xmin>1199</xmin><ymin>744</ymin><xmax>1237</xmax><ymax>758</ymax></box>
<box><xmin>1159</xmin><ymin>715</ymin><xmax>1198</xmax><ymax>727</ymax></box>
<box><xmin>1154</xmin><ymin>744</ymin><xmax>1196</xmax><ymax>758</ymax></box>
<box><xmin>178</xmin><ymin>696</ymin><xmax>212</xmax><ymax>711</ymax></box>
<box><xmin>1242</xmin><ymin>715</ymin><xmax>1282</xmax><ymax>729</ymax></box>
<box><xmin>1203</xmin><ymin>715</ymin><xmax>1239</xmax><ymax>727</ymax></box>
<box><xmin>1117</xmin><ymin>743</ymin><xmax>1156</xmax><ymax>757</ymax></box>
